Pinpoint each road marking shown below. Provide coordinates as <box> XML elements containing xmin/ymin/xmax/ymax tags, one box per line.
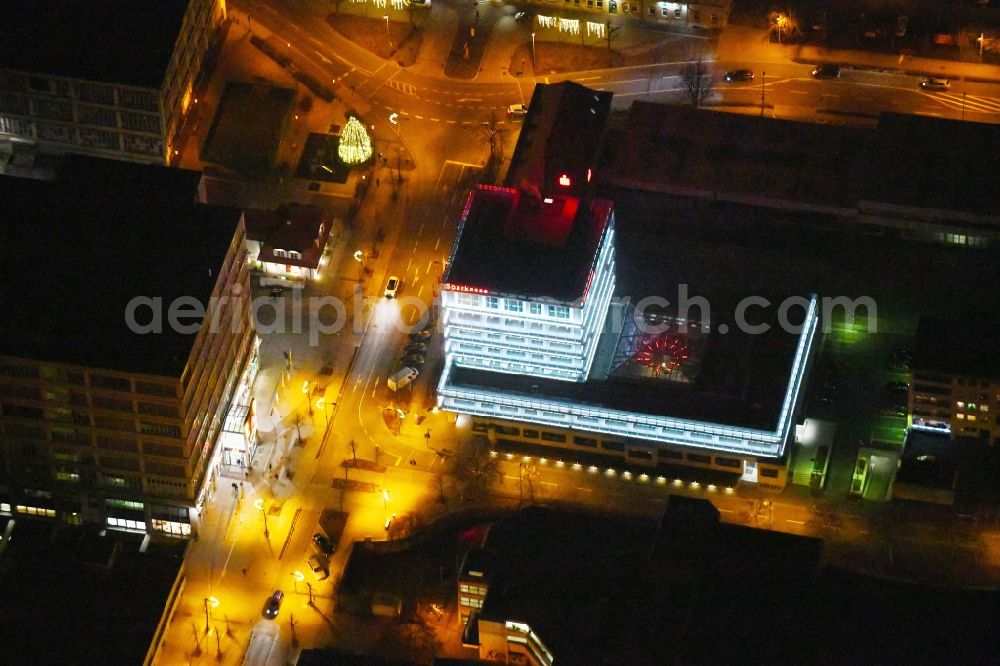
<box><xmin>426</xmin><ymin>260</ymin><xmax>433</xmax><ymax>273</ymax></box>
<box><xmin>822</xmin><ymin>93</ymin><xmax>841</xmax><ymax>98</ymax></box>
<box><xmin>540</xmin><ymin>481</ymin><xmax>557</xmax><ymax>487</ymax></box>
<box><xmin>430</xmin><ymin>118</ymin><xmax>439</xmax><ymax>122</ymax></box>
<box><xmin>418</xmin><ymin>285</ymin><xmax>425</xmax><ymax>298</ymax></box>
<box><xmin>576</xmin><ymin>75</ymin><xmax>601</xmax><ymax>81</ymax></box>
<box><xmin>434</xmin><ymin>237</ymin><xmax>442</xmax><ymax>250</ymax></box>
<box><xmin>789</xmin><ymin>90</ymin><xmax>807</xmax><ymax>95</ymax></box>
<box><xmin>456</xmin><ymin>98</ymin><xmax>483</xmax><ymax>102</ymax></box>
<box><xmin>786</xmin><ymin>519</ymin><xmax>806</xmax><ymax>525</ymax></box>
<box><xmin>415</xmin><ymin>115</ymin><xmax>424</xmax><ymax>119</ymax></box>
<box><xmin>574</xmin><ymin>487</ymin><xmax>593</xmax><ymax>493</ymax></box>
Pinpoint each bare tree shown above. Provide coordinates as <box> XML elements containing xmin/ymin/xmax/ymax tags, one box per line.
<box><xmin>680</xmin><ymin>57</ymin><xmax>712</xmax><ymax>108</ymax></box>
<box><xmin>448</xmin><ymin>437</ymin><xmax>502</xmax><ymax>502</ymax></box>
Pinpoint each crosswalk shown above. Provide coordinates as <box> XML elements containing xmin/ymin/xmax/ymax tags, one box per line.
<box><xmin>922</xmin><ymin>91</ymin><xmax>1000</xmax><ymax>115</ymax></box>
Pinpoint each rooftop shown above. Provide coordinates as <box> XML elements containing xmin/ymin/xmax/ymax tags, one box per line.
<box><xmin>449</xmin><ymin>299</ymin><xmax>803</xmax><ymax>430</ymax></box>
<box><xmin>912</xmin><ymin>314</ymin><xmax>1000</xmax><ymax>380</ymax></box>
<box><xmin>505</xmin><ymin>81</ymin><xmax>613</xmax><ymax>198</ymax></box>
<box><xmin>443</xmin><ymin>185</ymin><xmax>613</xmax><ymax>302</ymax></box>
<box><xmin>0</xmin><ymin>0</ymin><xmax>190</xmax><ymax>88</ymax></box>
<box><xmin>860</xmin><ymin>113</ymin><xmax>1000</xmax><ymax>217</ymax></box>
<box><xmin>244</xmin><ymin>203</ymin><xmax>332</xmax><ymax>270</ymax></box>
<box><xmin>600</xmin><ymin>105</ymin><xmax>1000</xmax><ymax>221</ymax></box>
<box><xmin>0</xmin><ymin>522</ymin><xmax>184</xmax><ymax>665</ymax></box>
<box><xmin>0</xmin><ymin>162</ymin><xmax>243</xmax><ymax>377</ymax></box>
<box><xmin>601</xmin><ymin>102</ymin><xmax>866</xmax><ymax>211</ymax></box>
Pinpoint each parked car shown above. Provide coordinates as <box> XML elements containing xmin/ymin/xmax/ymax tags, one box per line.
<box><xmin>724</xmin><ymin>69</ymin><xmax>755</xmax><ymax>83</ymax></box>
<box><xmin>404</xmin><ymin>342</ymin><xmax>427</xmax><ymax>355</ymax></box>
<box><xmin>889</xmin><ymin>349</ymin><xmax>912</xmax><ymax>370</ymax></box>
<box><xmin>507</xmin><ymin>103</ymin><xmax>529</xmax><ymax>119</ymax></box>
<box><xmin>262</xmin><ymin>590</ymin><xmax>284</xmax><ymax>619</ymax></box>
<box><xmin>307</xmin><ymin>554</ymin><xmax>329</xmax><ymax>581</ymax></box>
<box><xmin>920</xmin><ymin>77</ymin><xmax>950</xmax><ymax>91</ymax></box>
<box><xmin>409</xmin><ymin>328</ymin><xmax>432</xmax><ymax>342</ymax></box>
<box><xmin>811</xmin><ymin>63</ymin><xmax>841</xmax><ymax>79</ymax></box>
<box><xmin>312</xmin><ymin>532</ymin><xmax>335</xmax><ymax>556</ymax></box>
<box><xmin>384</xmin><ymin>276</ymin><xmax>400</xmax><ymax>298</ymax></box>
<box><xmin>401</xmin><ymin>353</ymin><xmax>426</xmax><ymax>368</ymax></box>
<box><xmin>879</xmin><ymin>405</ymin><xmax>907</xmax><ymax>418</ymax></box>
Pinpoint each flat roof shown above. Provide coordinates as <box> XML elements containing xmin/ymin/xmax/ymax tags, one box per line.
<box><xmin>861</xmin><ymin>113</ymin><xmax>1000</xmax><ymax>216</ymax></box>
<box><xmin>505</xmin><ymin>81</ymin><xmax>613</xmax><ymax>197</ymax></box>
<box><xmin>601</xmin><ymin>105</ymin><xmax>1000</xmax><ymax>221</ymax></box>
<box><xmin>602</xmin><ymin>102</ymin><xmax>866</xmax><ymax>210</ymax></box>
<box><xmin>0</xmin><ymin>523</ymin><xmax>184</xmax><ymax>665</ymax></box>
<box><xmin>0</xmin><ymin>0</ymin><xmax>189</xmax><ymax>88</ymax></box>
<box><xmin>0</xmin><ymin>162</ymin><xmax>243</xmax><ymax>377</ymax></box>
<box><xmin>912</xmin><ymin>314</ymin><xmax>1000</xmax><ymax>380</ymax></box>
<box><xmin>450</xmin><ymin>303</ymin><xmax>801</xmax><ymax>431</ymax></box>
<box><xmin>444</xmin><ymin>186</ymin><xmax>612</xmax><ymax>302</ymax></box>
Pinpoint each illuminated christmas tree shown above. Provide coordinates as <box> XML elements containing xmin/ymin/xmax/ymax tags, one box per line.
<box><xmin>338</xmin><ymin>116</ymin><xmax>373</xmax><ymax>165</ymax></box>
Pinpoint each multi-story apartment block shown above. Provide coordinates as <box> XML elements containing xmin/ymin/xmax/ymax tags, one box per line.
<box><xmin>909</xmin><ymin>316</ymin><xmax>1000</xmax><ymax>447</ymax></box>
<box><xmin>0</xmin><ymin>159</ymin><xmax>255</xmax><ymax>537</ymax></box>
<box><xmin>0</xmin><ymin>0</ymin><xmax>226</xmax><ymax>166</ymax></box>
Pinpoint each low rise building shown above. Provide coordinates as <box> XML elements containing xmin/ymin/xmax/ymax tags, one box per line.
<box><xmin>244</xmin><ymin>203</ymin><xmax>334</xmax><ymax>281</ymax></box>
<box><xmin>520</xmin><ymin>0</ymin><xmax>731</xmax><ymax>29</ymax></box>
<box><xmin>0</xmin><ymin>158</ymin><xmax>256</xmax><ymax>537</ymax></box>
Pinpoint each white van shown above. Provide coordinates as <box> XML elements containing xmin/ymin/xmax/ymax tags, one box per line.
<box><xmin>387</xmin><ymin>366</ymin><xmax>418</xmax><ymax>392</ymax></box>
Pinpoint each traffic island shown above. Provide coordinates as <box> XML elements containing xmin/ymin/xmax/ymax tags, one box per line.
<box><xmin>327</xmin><ymin>14</ymin><xmax>422</xmax><ymax>66</ymax></box>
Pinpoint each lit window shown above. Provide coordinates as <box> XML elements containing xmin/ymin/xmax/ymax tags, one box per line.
<box><xmin>529</xmin><ymin>303</ymin><xmax>541</xmax><ymax>315</ymax></box>
<box><xmin>968</xmin><ymin>415</ymin><xmax>976</xmax><ymax>422</ymax></box>
<box><xmin>504</xmin><ymin>299</ymin><xmax>523</xmax><ymax>313</ymax></box>
<box><xmin>957</xmin><ymin>413</ymin><xmax>965</xmax><ymax>420</ymax></box>
<box><xmin>957</xmin><ymin>401</ymin><xmax>965</xmax><ymax>408</ymax></box>
<box><xmin>980</xmin><ymin>405</ymin><xmax>989</xmax><ymax>413</ymax></box>
<box><xmin>486</xmin><ymin>296</ymin><xmax>499</xmax><ymax>309</ymax></box>
<box><xmin>547</xmin><ymin>305</ymin><xmax>569</xmax><ymax>319</ymax></box>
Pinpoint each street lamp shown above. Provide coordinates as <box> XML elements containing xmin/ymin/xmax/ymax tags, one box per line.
<box><xmin>979</xmin><ymin>32</ymin><xmax>985</xmax><ymax>63</ymax></box>
<box><xmin>384</xmin><ymin>14</ymin><xmax>391</xmax><ymax>51</ymax></box>
<box><xmin>382</xmin><ymin>489</ymin><xmax>390</xmax><ymax>510</ymax></box>
<box><xmin>203</xmin><ymin>596</ymin><xmax>219</xmax><ymax>634</ymax></box>
<box><xmin>292</xmin><ymin>570</ymin><xmax>304</xmax><ymax>594</ymax></box>
<box><xmin>531</xmin><ymin>32</ymin><xmax>536</xmax><ymax>68</ymax></box>
<box><xmin>254</xmin><ymin>498</ymin><xmax>269</xmax><ymax>539</ymax></box>
<box><xmin>353</xmin><ymin>249</ymin><xmax>366</xmax><ymax>282</ymax></box>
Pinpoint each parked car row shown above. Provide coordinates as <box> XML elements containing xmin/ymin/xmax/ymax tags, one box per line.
<box><xmin>261</xmin><ymin>532</ymin><xmax>337</xmax><ymax>620</ymax></box>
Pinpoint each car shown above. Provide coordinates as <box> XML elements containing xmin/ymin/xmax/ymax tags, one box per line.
<box><xmin>812</xmin><ymin>63</ymin><xmax>841</xmax><ymax>79</ymax></box>
<box><xmin>404</xmin><ymin>342</ymin><xmax>427</xmax><ymax>355</ymax></box>
<box><xmin>384</xmin><ymin>276</ymin><xmax>400</xmax><ymax>298</ymax></box>
<box><xmin>879</xmin><ymin>406</ymin><xmax>907</xmax><ymax>418</ymax></box>
<box><xmin>409</xmin><ymin>331</ymin><xmax>432</xmax><ymax>343</ymax></box>
<box><xmin>312</xmin><ymin>532</ymin><xmax>335</xmax><ymax>556</ymax></box>
<box><xmin>514</xmin><ymin>10</ymin><xmax>533</xmax><ymax>22</ymax></box>
<box><xmin>889</xmin><ymin>349</ymin><xmax>912</xmax><ymax>370</ymax></box>
<box><xmin>724</xmin><ymin>69</ymin><xmax>755</xmax><ymax>83</ymax></box>
<box><xmin>920</xmin><ymin>77</ymin><xmax>950</xmax><ymax>91</ymax></box>
<box><xmin>269</xmin><ymin>287</ymin><xmax>284</xmax><ymax>298</ymax></box>
<box><xmin>307</xmin><ymin>554</ymin><xmax>329</xmax><ymax>581</ymax></box>
<box><xmin>408</xmin><ymin>0</ymin><xmax>431</xmax><ymax>6</ymax></box>
<box><xmin>401</xmin><ymin>353</ymin><xmax>426</xmax><ymax>368</ymax></box>
<box><xmin>262</xmin><ymin>590</ymin><xmax>284</xmax><ymax>619</ymax></box>
<box><xmin>507</xmin><ymin>103</ymin><xmax>529</xmax><ymax>119</ymax></box>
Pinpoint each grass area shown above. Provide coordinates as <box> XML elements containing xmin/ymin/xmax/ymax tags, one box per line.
<box><xmin>328</xmin><ymin>14</ymin><xmax>422</xmax><ymax>66</ymax></box>
<box><xmin>201</xmin><ymin>82</ymin><xmax>293</xmax><ymax>179</ymax></box>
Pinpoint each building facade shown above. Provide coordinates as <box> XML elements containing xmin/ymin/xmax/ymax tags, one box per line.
<box><xmin>0</xmin><ymin>0</ymin><xmax>226</xmax><ymax>165</ymax></box>
<box><xmin>0</xmin><ymin>161</ymin><xmax>255</xmax><ymax>539</ymax></box>
<box><xmin>525</xmin><ymin>0</ymin><xmax>730</xmax><ymax>29</ymax></box>
<box><xmin>245</xmin><ymin>203</ymin><xmax>334</xmax><ymax>282</ymax></box>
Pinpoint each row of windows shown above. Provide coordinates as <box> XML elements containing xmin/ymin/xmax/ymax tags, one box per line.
<box><xmin>459</xmin><ymin>596</ymin><xmax>484</xmax><ymax>609</ymax></box>
<box><xmin>486</xmin><ymin>423</ymin><xmax>751</xmax><ymax>468</ymax></box>
<box><xmin>459</xmin><ymin>583</ymin><xmax>488</xmax><ymax>595</ymax></box>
